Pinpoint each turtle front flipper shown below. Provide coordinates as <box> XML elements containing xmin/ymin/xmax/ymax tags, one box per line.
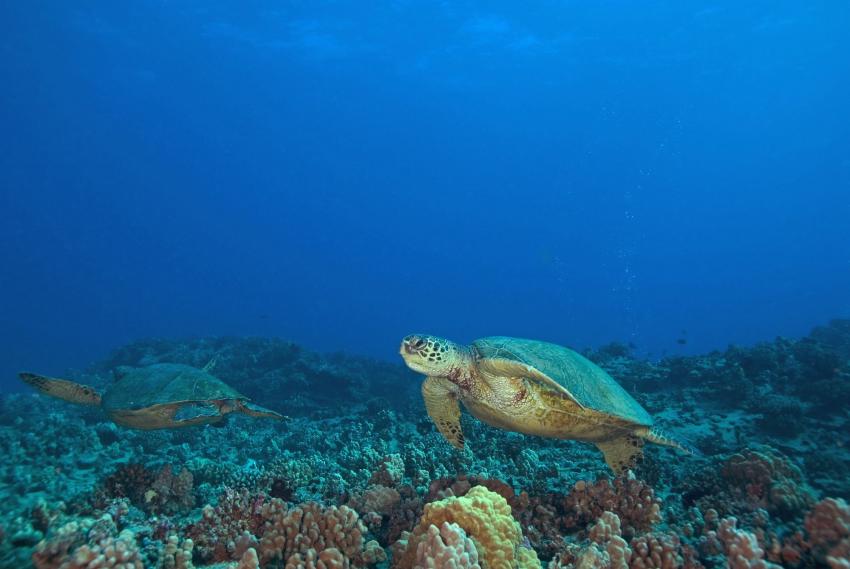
<box><xmin>477</xmin><ymin>357</ymin><xmax>586</xmax><ymax>409</ymax></box>
<box><xmin>173</xmin><ymin>402</ymin><xmax>222</xmax><ymax>423</ymax></box>
<box><xmin>19</xmin><ymin>372</ymin><xmax>102</xmax><ymax>406</ymax></box>
<box><xmin>422</xmin><ymin>376</ymin><xmax>464</xmax><ymax>449</ymax></box>
<box><xmin>596</xmin><ymin>435</ymin><xmax>645</xmax><ymax>475</ymax></box>
<box><xmin>643</xmin><ymin>427</ymin><xmax>702</xmax><ymax>456</ymax></box>
<box><xmin>238</xmin><ymin>401</ymin><xmax>288</xmax><ymax>421</ymax></box>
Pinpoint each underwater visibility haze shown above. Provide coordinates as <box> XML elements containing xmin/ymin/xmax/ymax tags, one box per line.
<box><xmin>0</xmin><ymin>1</ymin><xmax>849</xmax><ymax>568</ymax></box>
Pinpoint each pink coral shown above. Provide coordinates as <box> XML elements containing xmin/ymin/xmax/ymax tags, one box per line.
<box><xmin>559</xmin><ymin>475</ymin><xmax>661</xmax><ymax>538</ymax></box>
<box><xmin>257</xmin><ymin>500</ymin><xmax>369</xmax><ymax>565</ymax></box>
<box><xmin>548</xmin><ymin>511</ymin><xmax>701</xmax><ymax>569</ymax></box>
<box><xmin>414</xmin><ymin>522</ymin><xmax>481</xmax><ymax>569</ymax></box>
<box><xmin>95</xmin><ymin>463</ymin><xmax>195</xmax><ymax>516</ymax></box>
<box><xmin>701</xmin><ymin>517</ymin><xmax>781</xmax><ymax>569</ymax></box>
<box><xmin>186</xmin><ymin>490</ymin><xmax>385</xmax><ymax>567</ymax></box>
<box><xmin>546</xmin><ymin>512</ymin><xmax>630</xmax><ymax>569</ymax></box>
<box><xmin>629</xmin><ymin>533</ymin><xmax>702</xmax><ymax>569</ymax></box>
<box><xmin>64</xmin><ymin>529</ymin><xmax>143</xmax><ymax>569</ymax></box>
<box><xmin>148</xmin><ymin>464</ymin><xmax>195</xmax><ymax>515</ymax></box>
<box><xmin>158</xmin><ymin>535</ymin><xmax>194</xmax><ymax>569</ymax></box>
<box><xmin>33</xmin><ymin>520</ymin><xmax>91</xmax><ymax>569</ymax></box>
<box><xmin>185</xmin><ymin>488</ymin><xmax>267</xmax><ymax>563</ymax></box>
<box><xmin>348</xmin><ymin>485</ymin><xmax>402</xmax><ymax>517</ymax></box>
<box><xmin>235</xmin><ymin>547</ymin><xmax>260</xmax><ymax>569</ymax></box>
<box><xmin>805</xmin><ymin>498</ymin><xmax>850</xmax><ymax>569</ymax></box>
<box><xmin>32</xmin><ymin>519</ymin><xmax>143</xmax><ymax>569</ymax></box>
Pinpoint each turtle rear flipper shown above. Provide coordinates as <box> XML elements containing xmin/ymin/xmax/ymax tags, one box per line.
<box><xmin>19</xmin><ymin>372</ymin><xmax>102</xmax><ymax>406</ymax></box>
<box><xmin>238</xmin><ymin>401</ymin><xmax>288</xmax><ymax>421</ymax></box>
<box><xmin>596</xmin><ymin>435</ymin><xmax>645</xmax><ymax>475</ymax></box>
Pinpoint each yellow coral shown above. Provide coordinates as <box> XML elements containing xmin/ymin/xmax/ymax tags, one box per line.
<box><xmin>397</xmin><ymin>486</ymin><xmax>540</xmax><ymax>569</ymax></box>
<box><xmin>515</xmin><ymin>546</ymin><xmax>540</xmax><ymax>569</ymax></box>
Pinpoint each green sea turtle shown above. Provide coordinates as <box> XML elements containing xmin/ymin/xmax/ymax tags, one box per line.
<box><xmin>19</xmin><ymin>361</ymin><xmax>285</xmax><ymax>430</ymax></box>
<box><xmin>400</xmin><ymin>334</ymin><xmax>696</xmax><ymax>473</ymax></box>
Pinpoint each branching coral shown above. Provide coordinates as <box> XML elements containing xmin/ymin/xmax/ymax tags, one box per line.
<box><xmin>95</xmin><ymin>463</ymin><xmax>195</xmax><ymax>516</ymax></box>
<box><xmin>32</xmin><ymin>516</ymin><xmax>143</xmax><ymax>569</ymax></box>
<box><xmin>186</xmin><ymin>490</ymin><xmax>385</xmax><ymax>567</ymax></box>
<box><xmin>158</xmin><ymin>535</ymin><xmax>194</xmax><ymax>569</ymax></box>
<box><xmin>185</xmin><ymin>489</ymin><xmax>267</xmax><ymax>563</ymax></box>
<box><xmin>148</xmin><ymin>464</ymin><xmax>195</xmax><ymax>516</ymax></box>
<box><xmin>700</xmin><ymin>516</ymin><xmax>781</xmax><ymax>569</ymax></box>
<box><xmin>548</xmin><ymin>512</ymin><xmax>699</xmax><ymax>569</ymax></box>
<box><xmin>559</xmin><ymin>476</ymin><xmax>661</xmax><ymax>538</ymax></box>
<box><xmin>257</xmin><ymin>499</ymin><xmax>380</xmax><ymax>567</ymax></box>
<box><xmin>629</xmin><ymin>533</ymin><xmax>702</xmax><ymax>569</ymax></box>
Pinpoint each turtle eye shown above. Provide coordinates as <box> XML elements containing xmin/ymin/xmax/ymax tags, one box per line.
<box><xmin>403</xmin><ymin>336</ymin><xmax>428</xmax><ymax>354</ymax></box>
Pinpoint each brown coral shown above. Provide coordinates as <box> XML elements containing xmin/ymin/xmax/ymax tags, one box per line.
<box><xmin>720</xmin><ymin>449</ymin><xmax>814</xmax><ymax>520</ymax></box>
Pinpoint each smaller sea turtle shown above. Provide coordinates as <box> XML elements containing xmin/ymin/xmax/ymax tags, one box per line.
<box><xmin>19</xmin><ymin>361</ymin><xmax>285</xmax><ymax>430</ymax></box>
<box><xmin>400</xmin><ymin>334</ymin><xmax>697</xmax><ymax>473</ymax></box>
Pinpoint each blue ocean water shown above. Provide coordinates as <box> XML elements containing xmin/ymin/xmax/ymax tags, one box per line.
<box><xmin>1</xmin><ymin>1</ymin><xmax>849</xmax><ymax>383</ymax></box>
<box><xmin>3</xmin><ymin>5</ymin><xmax>850</xmax><ymax>568</ymax></box>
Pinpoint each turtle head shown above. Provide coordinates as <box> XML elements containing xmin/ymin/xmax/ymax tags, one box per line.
<box><xmin>400</xmin><ymin>334</ymin><xmax>468</xmax><ymax>377</ymax></box>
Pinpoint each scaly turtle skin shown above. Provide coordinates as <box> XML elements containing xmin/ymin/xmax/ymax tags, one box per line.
<box><xmin>400</xmin><ymin>334</ymin><xmax>697</xmax><ymax>474</ymax></box>
<box><xmin>20</xmin><ymin>362</ymin><xmax>285</xmax><ymax>430</ymax></box>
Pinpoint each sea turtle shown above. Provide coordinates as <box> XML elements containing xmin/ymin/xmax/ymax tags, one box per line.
<box><xmin>400</xmin><ymin>334</ymin><xmax>696</xmax><ymax>473</ymax></box>
<box><xmin>19</xmin><ymin>361</ymin><xmax>285</xmax><ymax>430</ymax></box>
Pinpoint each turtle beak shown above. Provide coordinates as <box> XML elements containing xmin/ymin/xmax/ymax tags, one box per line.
<box><xmin>401</xmin><ymin>335</ymin><xmax>427</xmax><ymax>356</ymax></box>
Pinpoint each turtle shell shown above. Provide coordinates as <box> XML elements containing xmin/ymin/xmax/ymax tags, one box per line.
<box><xmin>101</xmin><ymin>363</ymin><xmax>244</xmax><ymax>412</ymax></box>
<box><xmin>472</xmin><ymin>336</ymin><xmax>653</xmax><ymax>426</ymax></box>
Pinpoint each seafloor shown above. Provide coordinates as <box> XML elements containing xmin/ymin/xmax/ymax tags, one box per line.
<box><xmin>1</xmin><ymin>321</ymin><xmax>849</xmax><ymax>569</ymax></box>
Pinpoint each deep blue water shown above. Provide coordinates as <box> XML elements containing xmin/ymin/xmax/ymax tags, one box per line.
<box><xmin>1</xmin><ymin>1</ymin><xmax>849</xmax><ymax>389</ymax></box>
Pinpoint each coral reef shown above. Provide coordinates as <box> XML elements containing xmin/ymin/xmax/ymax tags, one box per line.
<box><xmin>2</xmin><ymin>319</ymin><xmax>850</xmax><ymax>568</ymax></box>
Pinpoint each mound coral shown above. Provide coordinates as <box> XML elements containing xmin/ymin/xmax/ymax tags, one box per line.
<box><xmin>720</xmin><ymin>448</ymin><xmax>814</xmax><ymax>520</ymax></box>
<box><xmin>805</xmin><ymin>498</ymin><xmax>850</xmax><ymax>568</ymax></box>
<box><xmin>414</xmin><ymin>522</ymin><xmax>481</xmax><ymax>569</ymax></box>
<box><xmin>394</xmin><ymin>485</ymin><xmax>540</xmax><ymax>569</ymax></box>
